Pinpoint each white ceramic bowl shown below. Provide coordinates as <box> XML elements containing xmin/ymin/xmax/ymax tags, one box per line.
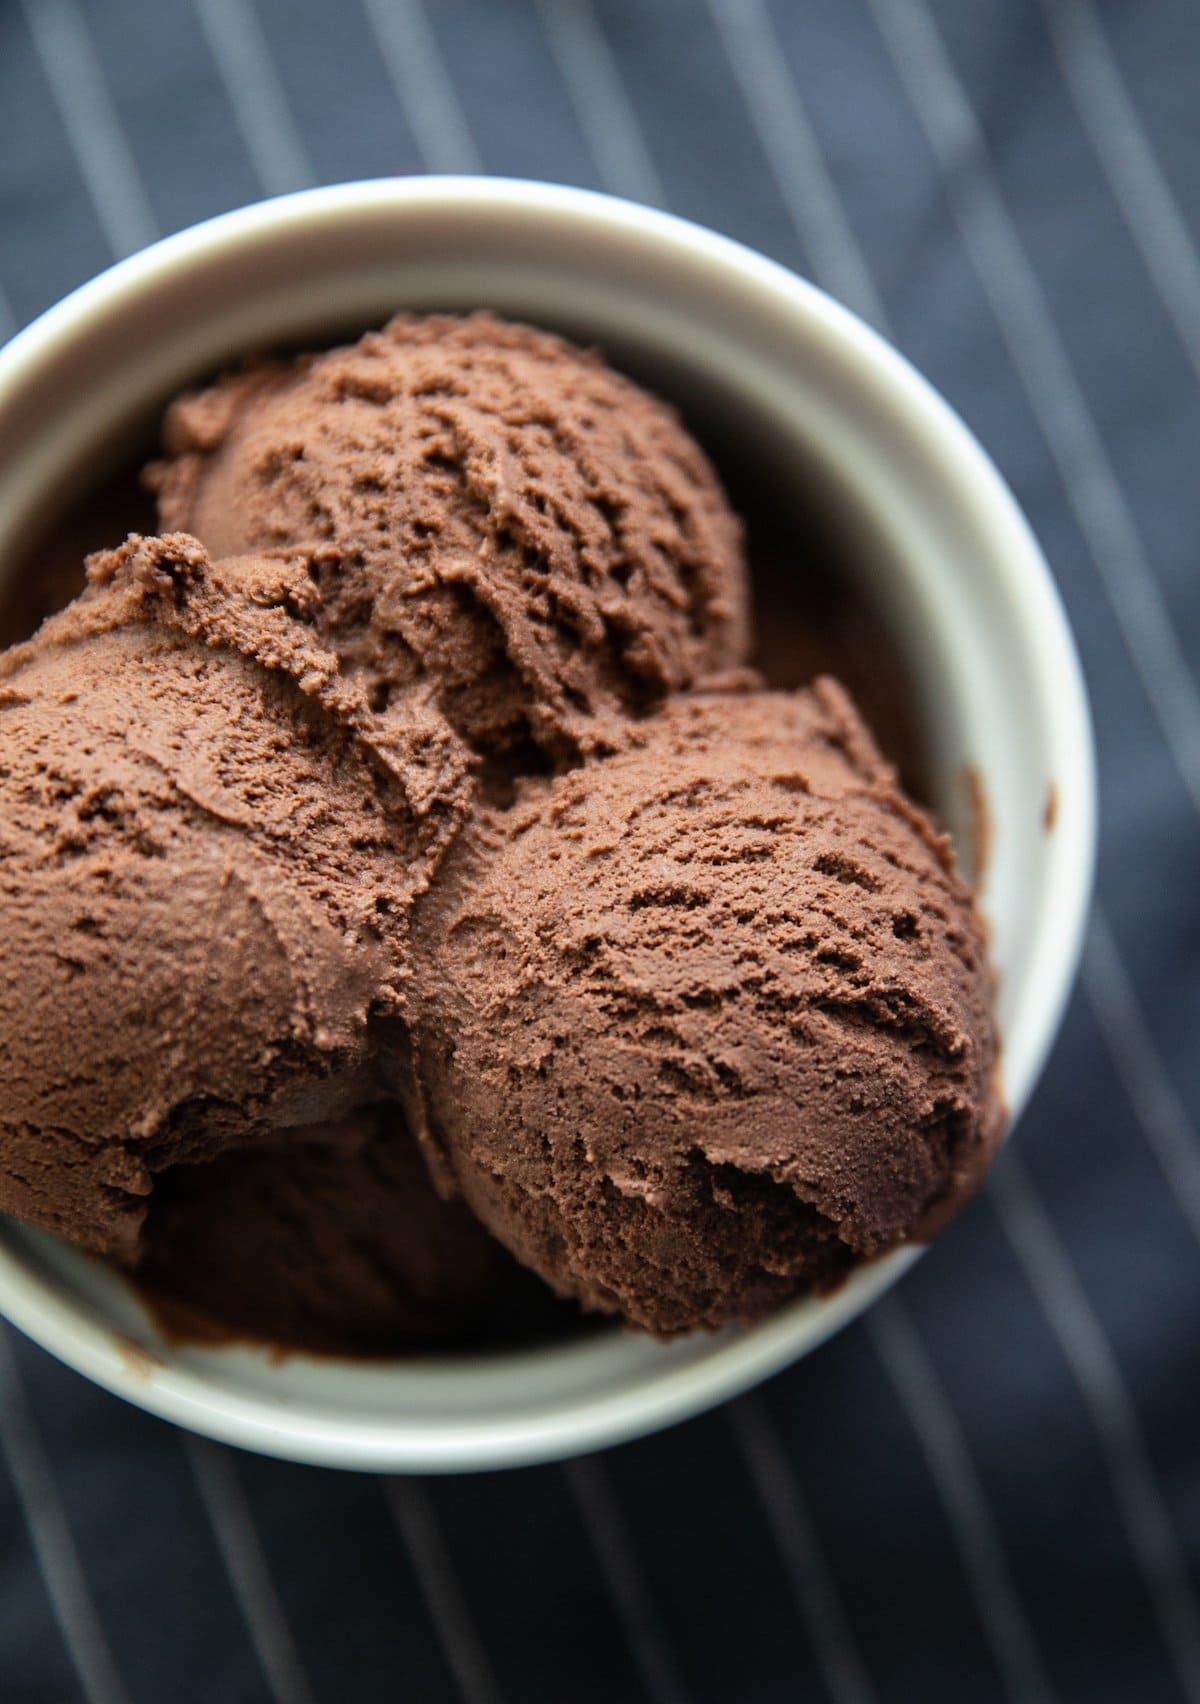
<box><xmin>0</xmin><ymin>179</ymin><xmax>1095</xmax><ymax>1471</ymax></box>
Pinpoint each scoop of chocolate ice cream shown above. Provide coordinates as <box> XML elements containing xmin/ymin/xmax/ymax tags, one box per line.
<box><xmin>150</xmin><ymin>312</ymin><xmax>749</xmax><ymax>771</ymax></box>
<box><xmin>0</xmin><ymin>534</ymin><xmax>467</xmax><ymax>1259</ymax></box>
<box><xmin>137</xmin><ymin>1104</ymin><xmax>573</xmax><ymax>1355</ymax></box>
<box><xmin>412</xmin><ymin>682</ymin><xmax>1001</xmax><ymax>1334</ymax></box>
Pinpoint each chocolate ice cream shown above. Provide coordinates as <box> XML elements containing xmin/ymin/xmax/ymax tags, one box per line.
<box><xmin>412</xmin><ymin>683</ymin><xmax>1000</xmax><ymax>1334</ymax></box>
<box><xmin>0</xmin><ymin>533</ymin><xmax>464</xmax><ymax>1258</ymax></box>
<box><xmin>0</xmin><ymin>307</ymin><xmax>1004</xmax><ymax>1354</ymax></box>
<box><xmin>139</xmin><ymin>1104</ymin><xmax>574</xmax><ymax>1355</ymax></box>
<box><xmin>150</xmin><ymin>311</ymin><xmax>749</xmax><ymax>773</ymax></box>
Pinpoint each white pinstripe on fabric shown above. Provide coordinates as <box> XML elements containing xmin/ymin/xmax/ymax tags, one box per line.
<box><xmin>563</xmin><ymin>1457</ymin><xmax>695</xmax><ymax>1704</ymax></box>
<box><xmin>535</xmin><ymin>0</ymin><xmax>666</xmax><ymax>207</ymax></box>
<box><xmin>359</xmin><ymin>20</ymin><xmax>692</xmax><ymax>1682</ymax></box>
<box><xmin>988</xmin><ymin>1153</ymin><xmax>1200</xmax><ymax>1703</ymax></box>
<box><xmin>1041</xmin><ymin>0</ymin><xmax>1200</xmax><ymax>383</ymax></box>
<box><xmin>187</xmin><ymin>1439</ymin><xmax>316</xmax><ymax>1704</ymax></box>
<box><xmin>1084</xmin><ymin>910</ymin><xmax>1200</xmax><ymax>1248</ymax></box>
<box><xmin>708</xmin><ymin>2</ymin><xmax>1200</xmax><ymax>1689</ymax></box>
<box><xmin>163</xmin><ymin>19</ymin><xmax>507</xmax><ymax>1696</ymax></box>
<box><xmin>356</xmin><ymin>30</ymin><xmax>671</xmax><ymax>1690</ymax></box>
<box><xmin>866</xmin><ymin>0</ymin><xmax>1200</xmax><ymax>818</ymax></box>
<box><xmin>21</xmin><ymin>24</ymin><xmax>322</xmax><ymax>1690</ymax></box>
<box><xmin>850</xmin><ymin>21</ymin><xmax>1200</xmax><ymax>1684</ymax></box>
<box><xmin>192</xmin><ymin>0</ymin><xmax>315</xmax><ymax>195</ymax></box>
<box><xmin>541</xmin><ymin>6</ymin><xmax>1064</xmax><ymax>1682</ymax></box>
<box><xmin>0</xmin><ymin>1328</ymin><xmax>129</xmax><ymax>1704</ymax></box>
<box><xmin>868</xmin><ymin>1302</ymin><xmax>1057</xmax><ymax>1704</ymax></box>
<box><xmin>730</xmin><ymin>1396</ymin><xmax>878</xmax><ymax>1704</ymax></box>
<box><xmin>21</xmin><ymin>0</ymin><xmax>157</xmax><ymax>258</ymax></box>
<box><xmin>690</xmin><ymin>10</ymin><xmax>1066</xmax><ymax>1682</ymax></box>
<box><xmin>171</xmin><ymin>33</ymin><xmax>504</xmax><ymax>1697</ymax></box>
<box><xmin>151</xmin><ymin>10</ymin><xmax>499</xmax><ymax>1683</ymax></box>
<box><xmin>704</xmin><ymin>0</ymin><xmax>885</xmax><ymax>326</ymax></box>
<box><xmin>360</xmin><ymin>0</ymin><xmax>482</xmax><ymax>174</ymax></box>
<box><xmin>509</xmin><ymin>29</ymin><xmax>807</xmax><ymax>1687</ymax></box>
<box><xmin>0</xmin><ymin>284</ymin><xmax>16</xmax><ymax>346</ymax></box>
<box><xmin>353</xmin><ymin>25</ymin><xmax>685</xmax><ymax>1685</ymax></box>
<box><xmin>385</xmin><ymin>1480</ymin><xmax>503</xmax><ymax>1704</ymax></box>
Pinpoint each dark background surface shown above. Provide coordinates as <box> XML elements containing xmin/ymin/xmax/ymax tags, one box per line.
<box><xmin>1</xmin><ymin>2</ymin><xmax>1198</xmax><ymax>1700</ymax></box>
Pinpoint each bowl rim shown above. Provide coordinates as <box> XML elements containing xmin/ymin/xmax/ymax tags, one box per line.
<box><xmin>0</xmin><ymin>177</ymin><xmax>1097</xmax><ymax>1470</ymax></box>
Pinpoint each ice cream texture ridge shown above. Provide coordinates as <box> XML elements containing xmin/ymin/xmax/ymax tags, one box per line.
<box><xmin>0</xmin><ymin>310</ymin><xmax>1002</xmax><ymax>1351</ymax></box>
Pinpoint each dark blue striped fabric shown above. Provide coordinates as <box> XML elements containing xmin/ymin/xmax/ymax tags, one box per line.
<box><xmin>2</xmin><ymin>3</ymin><xmax>1198</xmax><ymax>1700</ymax></box>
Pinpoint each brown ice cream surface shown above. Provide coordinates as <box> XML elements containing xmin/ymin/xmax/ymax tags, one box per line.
<box><xmin>0</xmin><ymin>310</ymin><xmax>993</xmax><ymax>1353</ymax></box>
<box><xmin>138</xmin><ymin>1104</ymin><xmax>575</xmax><ymax>1356</ymax></box>
<box><xmin>412</xmin><ymin>684</ymin><xmax>1000</xmax><ymax>1335</ymax></box>
<box><xmin>0</xmin><ymin>532</ymin><xmax>462</xmax><ymax>1259</ymax></box>
<box><xmin>5</xmin><ymin>439</ymin><xmax>921</xmax><ymax>781</ymax></box>
<box><xmin>150</xmin><ymin>311</ymin><xmax>749</xmax><ymax>776</ymax></box>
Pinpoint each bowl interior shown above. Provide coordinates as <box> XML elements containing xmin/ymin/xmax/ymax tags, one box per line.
<box><xmin>0</xmin><ymin>183</ymin><xmax>1092</xmax><ymax>1468</ymax></box>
